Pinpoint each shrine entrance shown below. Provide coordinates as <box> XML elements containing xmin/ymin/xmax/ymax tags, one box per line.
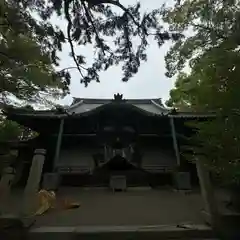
<box><xmin>60</xmin><ymin>104</ymin><xmax>175</xmax><ymax>187</ymax></box>
<box><xmin>6</xmin><ymin>95</ymin><xmax>182</xmax><ymax>188</ymax></box>
<box><xmin>77</xmin><ymin>105</ymin><xmax>144</xmax><ymax>187</ymax></box>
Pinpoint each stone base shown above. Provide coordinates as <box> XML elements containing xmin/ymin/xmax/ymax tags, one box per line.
<box><xmin>110</xmin><ymin>175</ymin><xmax>127</xmax><ymax>192</ymax></box>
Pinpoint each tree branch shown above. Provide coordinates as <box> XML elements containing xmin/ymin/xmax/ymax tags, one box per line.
<box><xmin>191</xmin><ymin>23</ymin><xmax>228</xmax><ymax>40</ymax></box>
<box><xmin>64</xmin><ymin>0</ymin><xmax>85</xmax><ymax>78</ymax></box>
<box><xmin>81</xmin><ymin>0</ymin><xmax>105</xmax><ymax>55</ymax></box>
<box><xmin>122</xmin><ymin>14</ymin><xmax>132</xmax><ymax>55</ymax></box>
<box><xmin>87</xmin><ymin>0</ymin><xmax>182</xmax><ymax>40</ymax></box>
<box><xmin>59</xmin><ymin>67</ymin><xmax>79</xmax><ymax>72</ymax></box>
<box><xmin>0</xmin><ymin>51</ymin><xmax>16</xmax><ymax>61</ymax></box>
<box><xmin>0</xmin><ymin>51</ymin><xmax>19</xmax><ymax>67</ymax></box>
<box><xmin>88</xmin><ymin>0</ymin><xmax>144</xmax><ymax>33</ymax></box>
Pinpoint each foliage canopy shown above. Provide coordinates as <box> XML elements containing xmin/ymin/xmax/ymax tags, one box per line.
<box><xmin>0</xmin><ymin>0</ymin><xmax>72</xmax><ymax>104</ymax></box>
<box><xmin>163</xmin><ymin>0</ymin><xmax>240</xmax><ymax>184</ymax></box>
<box><xmin>8</xmin><ymin>0</ymin><xmax>181</xmax><ymax>87</ymax></box>
<box><xmin>0</xmin><ymin>0</ymin><xmax>182</xmax><ymax>141</ymax></box>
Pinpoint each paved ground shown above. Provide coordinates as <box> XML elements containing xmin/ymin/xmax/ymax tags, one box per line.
<box><xmin>6</xmin><ymin>186</ymin><xmax>230</xmax><ymax>228</ymax></box>
<box><xmin>32</xmin><ymin>187</ymin><xmax>206</xmax><ymax>227</ymax></box>
<box><xmin>2</xmin><ymin>187</ymin><xmax>235</xmax><ymax>239</ymax></box>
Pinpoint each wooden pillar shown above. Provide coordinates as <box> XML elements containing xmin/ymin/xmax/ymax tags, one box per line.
<box><xmin>196</xmin><ymin>157</ymin><xmax>218</xmax><ymax>225</ymax></box>
<box><xmin>53</xmin><ymin>118</ymin><xmax>64</xmax><ymax>171</ymax></box>
<box><xmin>104</xmin><ymin>145</ymin><xmax>107</xmax><ymax>162</ymax></box>
<box><xmin>170</xmin><ymin>116</ymin><xmax>180</xmax><ymax>165</ymax></box>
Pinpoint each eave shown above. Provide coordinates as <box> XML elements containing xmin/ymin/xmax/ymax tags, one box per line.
<box><xmin>3</xmin><ymin>100</ymin><xmax>216</xmax><ymax>135</ymax></box>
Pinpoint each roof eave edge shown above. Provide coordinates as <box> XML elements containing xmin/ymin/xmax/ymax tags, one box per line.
<box><xmin>67</xmin><ymin>99</ymin><xmax>84</xmax><ymax>111</ymax></box>
<box><xmin>168</xmin><ymin>114</ymin><xmax>216</xmax><ymax>118</ymax></box>
<box><xmin>150</xmin><ymin>100</ymin><xmax>170</xmax><ymax>113</ymax></box>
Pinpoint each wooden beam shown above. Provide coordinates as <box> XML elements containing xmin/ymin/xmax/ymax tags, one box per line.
<box><xmin>53</xmin><ymin>118</ymin><xmax>64</xmax><ymax>171</ymax></box>
<box><xmin>170</xmin><ymin>116</ymin><xmax>181</xmax><ymax>165</ymax></box>
<box><xmin>49</xmin><ymin>133</ymin><xmax>177</xmax><ymax>137</ymax></box>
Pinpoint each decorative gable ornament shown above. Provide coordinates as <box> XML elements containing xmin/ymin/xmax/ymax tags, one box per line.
<box><xmin>113</xmin><ymin>93</ymin><xmax>125</xmax><ymax>102</ymax></box>
<box><xmin>170</xmin><ymin>108</ymin><xmax>177</xmax><ymax>115</ymax></box>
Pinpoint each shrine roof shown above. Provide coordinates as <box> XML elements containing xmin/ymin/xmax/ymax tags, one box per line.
<box><xmin>3</xmin><ymin>95</ymin><xmax>216</xmax><ymax>120</ymax></box>
<box><xmin>3</xmin><ymin>95</ymin><xmax>215</xmax><ymax>134</ymax></box>
<box><xmin>68</xmin><ymin>96</ymin><xmax>170</xmax><ymax>116</ymax></box>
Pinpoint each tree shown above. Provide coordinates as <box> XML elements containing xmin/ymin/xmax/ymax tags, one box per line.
<box><xmin>0</xmin><ymin>118</ymin><xmax>37</xmax><ymax>142</ymax></box>
<box><xmin>0</xmin><ymin>105</ymin><xmax>38</xmax><ymax>142</ymax></box>
<box><xmin>1</xmin><ymin>0</ymin><xmax>182</xmax><ymax>141</ymax></box>
<box><xmin>0</xmin><ymin>117</ymin><xmax>22</xmax><ymax>142</ymax></box>
<box><xmin>1</xmin><ymin>0</ymin><xmax>72</xmax><ymax>141</ymax></box>
<box><xmin>162</xmin><ymin>0</ymin><xmax>240</xmax><ymax>78</ymax></box>
<box><xmin>165</xmin><ymin>72</ymin><xmax>194</xmax><ymax>110</ymax></box>
<box><xmin>6</xmin><ymin>0</ymin><xmax>182</xmax><ymax>88</ymax></box>
<box><xmin>163</xmin><ymin>0</ymin><xmax>240</xmax><ymax>184</ymax></box>
<box><xmin>0</xmin><ymin>0</ymin><xmax>72</xmax><ymax>104</ymax></box>
<box><xmin>171</xmin><ymin>46</ymin><xmax>240</xmax><ymax>184</ymax></box>
<box><xmin>1</xmin><ymin>0</ymin><xmax>184</xmax><ymax>105</ymax></box>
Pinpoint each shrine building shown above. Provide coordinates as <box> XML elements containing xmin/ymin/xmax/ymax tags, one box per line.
<box><xmin>4</xmin><ymin>94</ymin><xmax>214</xmax><ymax>188</ymax></box>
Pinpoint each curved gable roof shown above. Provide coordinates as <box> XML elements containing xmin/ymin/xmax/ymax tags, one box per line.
<box><xmin>67</xmin><ymin>97</ymin><xmax>170</xmax><ymax>116</ymax></box>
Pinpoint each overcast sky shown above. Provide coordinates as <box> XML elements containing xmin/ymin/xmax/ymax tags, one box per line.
<box><xmin>52</xmin><ymin>0</ymin><xmax>175</xmax><ymax>106</ymax></box>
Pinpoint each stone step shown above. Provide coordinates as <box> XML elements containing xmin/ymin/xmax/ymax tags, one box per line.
<box><xmin>28</xmin><ymin>224</ymin><xmax>215</xmax><ymax>240</ymax></box>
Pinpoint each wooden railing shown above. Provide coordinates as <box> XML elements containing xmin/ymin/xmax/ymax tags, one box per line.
<box><xmin>57</xmin><ymin>166</ymin><xmax>92</xmax><ymax>174</ymax></box>
<box><xmin>141</xmin><ymin>165</ymin><xmax>175</xmax><ymax>173</ymax></box>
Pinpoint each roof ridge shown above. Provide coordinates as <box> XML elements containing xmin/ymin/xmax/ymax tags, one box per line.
<box><xmin>72</xmin><ymin>97</ymin><xmax>162</xmax><ymax>101</ymax></box>
<box><xmin>72</xmin><ymin>97</ymin><xmax>163</xmax><ymax>105</ymax></box>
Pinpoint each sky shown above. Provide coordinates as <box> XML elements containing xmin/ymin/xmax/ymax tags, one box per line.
<box><xmin>52</xmin><ymin>0</ymin><xmax>175</xmax><ymax>106</ymax></box>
